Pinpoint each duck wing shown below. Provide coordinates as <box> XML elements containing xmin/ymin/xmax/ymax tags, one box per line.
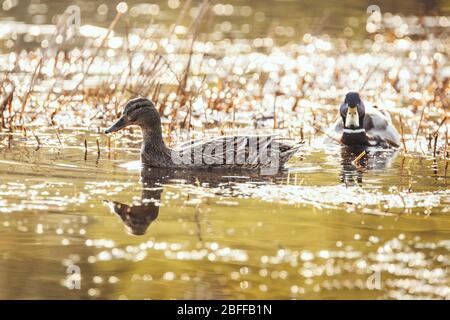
<box><xmin>173</xmin><ymin>135</ymin><xmax>302</xmax><ymax>170</ymax></box>
<box><xmin>378</xmin><ymin>108</ymin><xmax>393</xmax><ymax>123</ymax></box>
<box><xmin>364</xmin><ymin>106</ymin><xmax>400</xmax><ymax>148</ymax></box>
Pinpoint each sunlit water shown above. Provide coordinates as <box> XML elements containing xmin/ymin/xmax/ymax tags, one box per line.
<box><xmin>0</xmin><ymin>130</ymin><xmax>448</xmax><ymax>299</ymax></box>
<box><xmin>1</xmin><ymin>0</ymin><xmax>448</xmax><ymax>42</ymax></box>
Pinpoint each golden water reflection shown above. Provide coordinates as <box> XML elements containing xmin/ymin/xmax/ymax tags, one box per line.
<box><xmin>0</xmin><ymin>131</ymin><xmax>448</xmax><ymax>299</ymax></box>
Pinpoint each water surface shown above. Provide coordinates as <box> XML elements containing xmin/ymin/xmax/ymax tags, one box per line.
<box><xmin>0</xmin><ymin>131</ymin><xmax>448</xmax><ymax>299</ymax></box>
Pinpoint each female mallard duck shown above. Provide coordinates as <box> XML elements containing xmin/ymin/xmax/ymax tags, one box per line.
<box><xmin>104</xmin><ymin>97</ymin><xmax>303</xmax><ymax>173</ymax></box>
<box><xmin>327</xmin><ymin>92</ymin><xmax>400</xmax><ymax>148</ymax></box>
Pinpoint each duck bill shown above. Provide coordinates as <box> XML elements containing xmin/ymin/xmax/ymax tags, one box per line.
<box><xmin>104</xmin><ymin>116</ymin><xmax>128</xmax><ymax>134</ymax></box>
<box><xmin>345</xmin><ymin>106</ymin><xmax>360</xmax><ymax>129</ymax></box>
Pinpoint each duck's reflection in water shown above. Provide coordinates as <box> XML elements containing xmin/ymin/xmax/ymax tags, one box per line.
<box><xmin>105</xmin><ymin>166</ymin><xmax>285</xmax><ymax>236</ymax></box>
<box><xmin>339</xmin><ymin>146</ymin><xmax>398</xmax><ymax>186</ymax></box>
<box><xmin>104</xmin><ymin>176</ymin><xmax>162</xmax><ymax>236</ymax></box>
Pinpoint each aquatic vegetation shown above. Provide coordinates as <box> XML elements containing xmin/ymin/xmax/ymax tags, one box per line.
<box><xmin>0</xmin><ymin>1</ymin><xmax>448</xmax><ymax>159</ymax></box>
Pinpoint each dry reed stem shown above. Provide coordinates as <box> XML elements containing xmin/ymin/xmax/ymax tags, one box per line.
<box><xmin>444</xmin><ymin>130</ymin><xmax>448</xmax><ymax>177</ymax></box>
<box><xmin>359</xmin><ymin>61</ymin><xmax>381</xmax><ymax>91</ymax></box>
<box><xmin>0</xmin><ymin>85</ymin><xmax>14</xmax><ymax>129</ymax></box>
<box><xmin>432</xmin><ymin>116</ymin><xmax>447</xmax><ymax>137</ymax></box>
<box><xmin>433</xmin><ymin>133</ymin><xmax>438</xmax><ymax>158</ymax></box>
<box><xmin>31</xmin><ymin>130</ymin><xmax>41</xmax><ymax>150</ymax></box>
<box><xmin>352</xmin><ymin>150</ymin><xmax>366</xmax><ymax>167</ymax></box>
<box><xmin>53</xmin><ymin>126</ymin><xmax>63</xmax><ymax>148</ymax></box>
<box><xmin>169</xmin><ymin>0</ymin><xmax>192</xmax><ymax>36</ymax></box>
<box><xmin>71</xmin><ymin>11</ymin><xmax>124</xmax><ymax>95</ymax></box>
<box><xmin>413</xmin><ymin>105</ymin><xmax>426</xmax><ymax>148</ymax></box>
<box><xmin>96</xmin><ymin>138</ymin><xmax>101</xmax><ymax>156</ymax></box>
<box><xmin>398</xmin><ymin>114</ymin><xmax>408</xmax><ymax>153</ymax></box>
<box><xmin>314</xmin><ymin>125</ymin><xmax>342</xmax><ymax>145</ymax></box>
<box><xmin>19</xmin><ymin>57</ymin><xmax>43</xmax><ymax>123</ymax></box>
<box><xmin>84</xmin><ymin>138</ymin><xmax>88</xmax><ymax>160</ymax></box>
<box><xmin>445</xmin><ymin>129</ymin><xmax>448</xmax><ymax>159</ymax></box>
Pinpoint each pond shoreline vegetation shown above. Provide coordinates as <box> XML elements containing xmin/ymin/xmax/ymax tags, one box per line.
<box><xmin>0</xmin><ymin>1</ymin><xmax>448</xmax><ymax>162</ymax></box>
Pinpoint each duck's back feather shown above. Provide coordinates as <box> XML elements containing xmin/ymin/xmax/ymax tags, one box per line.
<box><xmin>364</xmin><ymin>106</ymin><xmax>400</xmax><ymax>147</ymax></box>
<box><xmin>172</xmin><ymin>135</ymin><xmax>302</xmax><ymax>170</ymax></box>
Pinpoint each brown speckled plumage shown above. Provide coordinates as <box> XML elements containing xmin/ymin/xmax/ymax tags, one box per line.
<box><xmin>105</xmin><ymin>98</ymin><xmax>303</xmax><ymax>171</ymax></box>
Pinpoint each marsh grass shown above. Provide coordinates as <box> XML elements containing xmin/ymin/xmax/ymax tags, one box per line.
<box><xmin>351</xmin><ymin>150</ymin><xmax>366</xmax><ymax>167</ymax></box>
<box><xmin>0</xmin><ymin>0</ymin><xmax>448</xmax><ymax>162</ymax></box>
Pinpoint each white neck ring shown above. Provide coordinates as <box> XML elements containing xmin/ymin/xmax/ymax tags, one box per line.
<box><xmin>343</xmin><ymin>128</ymin><xmax>366</xmax><ymax>134</ymax></box>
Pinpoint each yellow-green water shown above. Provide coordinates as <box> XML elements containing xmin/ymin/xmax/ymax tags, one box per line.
<box><xmin>0</xmin><ymin>130</ymin><xmax>448</xmax><ymax>299</ymax></box>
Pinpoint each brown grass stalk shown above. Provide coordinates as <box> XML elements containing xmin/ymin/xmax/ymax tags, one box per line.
<box><xmin>31</xmin><ymin>130</ymin><xmax>41</xmax><ymax>150</ymax></box>
<box><xmin>433</xmin><ymin>133</ymin><xmax>438</xmax><ymax>158</ymax></box>
<box><xmin>70</xmin><ymin>10</ymin><xmax>124</xmax><ymax>95</ymax></box>
<box><xmin>352</xmin><ymin>150</ymin><xmax>366</xmax><ymax>167</ymax></box>
<box><xmin>96</xmin><ymin>138</ymin><xmax>101</xmax><ymax>156</ymax></box>
<box><xmin>413</xmin><ymin>105</ymin><xmax>426</xmax><ymax>148</ymax></box>
<box><xmin>19</xmin><ymin>57</ymin><xmax>43</xmax><ymax>123</ymax></box>
<box><xmin>398</xmin><ymin>114</ymin><xmax>408</xmax><ymax>153</ymax></box>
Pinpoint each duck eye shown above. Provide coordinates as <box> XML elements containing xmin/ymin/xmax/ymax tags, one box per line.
<box><xmin>128</xmin><ymin>113</ymin><xmax>137</xmax><ymax>122</ymax></box>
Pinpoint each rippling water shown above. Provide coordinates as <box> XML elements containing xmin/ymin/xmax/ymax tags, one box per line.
<box><xmin>1</xmin><ymin>0</ymin><xmax>448</xmax><ymax>39</ymax></box>
<box><xmin>0</xmin><ymin>130</ymin><xmax>448</xmax><ymax>299</ymax></box>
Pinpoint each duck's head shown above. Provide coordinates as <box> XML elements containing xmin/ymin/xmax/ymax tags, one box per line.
<box><xmin>340</xmin><ymin>92</ymin><xmax>365</xmax><ymax>130</ymax></box>
<box><xmin>104</xmin><ymin>200</ymin><xmax>159</xmax><ymax>236</ymax></box>
<box><xmin>104</xmin><ymin>97</ymin><xmax>160</xmax><ymax>134</ymax></box>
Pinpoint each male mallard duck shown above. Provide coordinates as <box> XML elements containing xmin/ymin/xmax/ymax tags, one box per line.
<box><xmin>327</xmin><ymin>92</ymin><xmax>400</xmax><ymax>148</ymax></box>
<box><xmin>104</xmin><ymin>97</ymin><xmax>303</xmax><ymax>173</ymax></box>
